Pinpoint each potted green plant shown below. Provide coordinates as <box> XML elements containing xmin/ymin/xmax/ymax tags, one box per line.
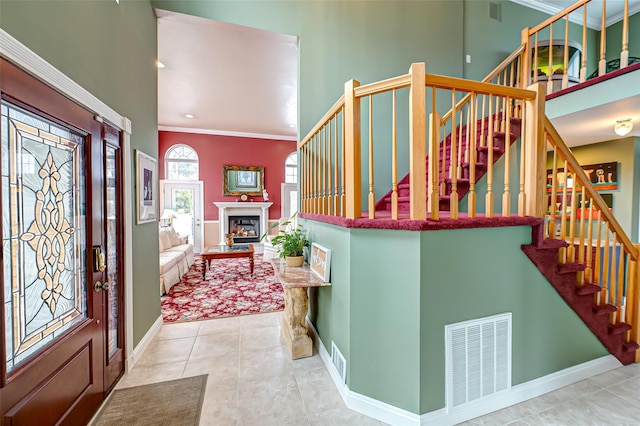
<box><xmin>261</xmin><ymin>215</ymin><xmax>310</xmax><ymax>266</ymax></box>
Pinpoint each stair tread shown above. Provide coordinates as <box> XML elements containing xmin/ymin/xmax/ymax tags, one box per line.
<box><xmin>593</xmin><ymin>304</ymin><xmax>618</xmax><ymax>315</ymax></box>
<box><xmin>557</xmin><ymin>262</ymin><xmax>585</xmax><ymax>274</ymax></box>
<box><xmin>576</xmin><ymin>283</ymin><xmax>601</xmax><ymax>296</ymax></box>
<box><xmin>538</xmin><ymin>239</ymin><xmax>568</xmax><ymax>249</ymax></box>
<box><xmin>609</xmin><ymin>322</ymin><xmax>632</xmax><ymax>335</ymax></box>
<box><xmin>623</xmin><ymin>341</ymin><xmax>640</xmax><ymax>352</ymax></box>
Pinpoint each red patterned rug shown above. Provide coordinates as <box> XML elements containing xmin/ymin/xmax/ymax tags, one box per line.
<box><xmin>161</xmin><ymin>255</ymin><xmax>284</xmax><ymax>323</ymax></box>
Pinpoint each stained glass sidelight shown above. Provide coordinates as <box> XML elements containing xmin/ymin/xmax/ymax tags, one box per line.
<box><xmin>106</xmin><ymin>145</ymin><xmax>119</xmax><ymax>356</ymax></box>
<box><xmin>1</xmin><ymin>101</ymin><xmax>87</xmax><ymax>374</ymax></box>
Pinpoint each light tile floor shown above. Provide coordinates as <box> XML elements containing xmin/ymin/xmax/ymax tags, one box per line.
<box><xmin>119</xmin><ymin>312</ymin><xmax>640</xmax><ymax>426</ymax></box>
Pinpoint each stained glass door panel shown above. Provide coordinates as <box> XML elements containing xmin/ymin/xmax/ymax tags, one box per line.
<box><xmin>1</xmin><ymin>101</ymin><xmax>87</xmax><ymax>374</ymax></box>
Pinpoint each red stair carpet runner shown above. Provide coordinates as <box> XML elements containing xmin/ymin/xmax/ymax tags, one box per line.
<box><xmin>161</xmin><ymin>256</ymin><xmax>284</xmax><ymax>323</ymax></box>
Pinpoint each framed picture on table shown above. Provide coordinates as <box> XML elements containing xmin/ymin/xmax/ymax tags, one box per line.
<box><xmin>310</xmin><ymin>243</ymin><xmax>331</xmax><ymax>282</ymax></box>
<box><xmin>136</xmin><ymin>150</ymin><xmax>157</xmax><ymax>224</ymax></box>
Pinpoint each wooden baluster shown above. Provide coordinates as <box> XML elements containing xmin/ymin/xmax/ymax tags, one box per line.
<box><xmin>577</xmin><ymin>186</ymin><xmax>586</xmax><ymax>267</ymax></box>
<box><xmin>599</xmin><ymin>0</ymin><xmax>607</xmax><ymax>76</ymax></box>
<box><xmin>603</xmin><ymin>224</ymin><xmax>611</xmax><ymax>307</ymax></box>
<box><xmin>594</xmin><ymin>211</ymin><xmax>603</xmax><ymax>300</ymax></box>
<box><xmin>341</xmin><ymin>106</ymin><xmax>346</xmax><ymax>216</ymax></box>
<box><xmin>494</xmin><ymin>90</ymin><xmax>501</xmax><ymax>133</ymax></box>
<box><xmin>501</xmin><ymin>73</ymin><xmax>508</xmax><ymax>132</ymax></box>
<box><xmin>465</xmin><ymin>106</ymin><xmax>470</xmax><ymax>164</ymax></box>
<box><xmin>549</xmin><ymin>148</ymin><xmax>559</xmax><ymax>238</ymax></box>
<box><xmin>315</xmin><ymin>132</ymin><xmax>320</xmax><ymax>213</ymax></box>
<box><xmin>533</xmin><ymin>32</ymin><xmax>539</xmax><ymax>84</ymax></box>
<box><xmin>518</xmin><ymin>103</ymin><xmax>526</xmax><ymax>217</ymax></box>
<box><xmin>391</xmin><ymin>89</ymin><xmax>398</xmax><ymax>220</ymax></box>
<box><xmin>621</xmin><ymin>0</ymin><xmax>629</xmax><ymax>68</ymax></box>
<box><xmin>509</xmin><ymin>61</ymin><xmax>515</xmax><ymax>89</ymax></box>
<box><xmin>563</xmin><ymin>15</ymin><xmax>569</xmax><ymax>90</ymax></box>
<box><xmin>585</xmin><ymin>198</ymin><xmax>595</xmax><ymax>284</ymax></box>
<box><xmin>450</xmin><ymin>90</ymin><xmax>459</xmax><ymax>219</ymax></box>
<box><xmin>322</xmin><ymin>126</ymin><xmax>327</xmax><ymax>214</ymax></box>
<box><xmin>468</xmin><ymin>93</ymin><xmax>477</xmax><ymax>218</ymax></box>
<box><xmin>334</xmin><ymin>113</ymin><xmax>339</xmax><ymax>215</ymax></box>
<box><xmin>547</xmin><ymin>24</ymin><xmax>554</xmax><ymax>95</ymax></box>
<box><xmin>440</xmin><ymin>113</ymin><xmax>446</xmax><ymax>197</ymax></box>
<box><xmin>559</xmin><ymin>161</ymin><xmax>569</xmax><ymax>262</ymax></box>
<box><xmin>479</xmin><ymin>95</ymin><xmax>486</xmax><ymax>149</ymax></box>
<box><xmin>608</xmin><ymin>230</ymin><xmax>617</xmax><ymax>318</ymax></box>
<box><xmin>627</xmin><ymin>244</ymin><xmax>640</xmax><ymax>356</ymax></box>
<box><xmin>486</xmin><ymin>94</ymin><xmax>494</xmax><ymax>217</ymax></box>
<box><xmin>428</xmin><ymin>88</ymin><xmax>441</xmax><ymax>219</ymax></box>
<box><xmin>616</xmin><ymin>242</ymin><xmax>625</xmax><ymax>323</ymax></box>
<box><xmin>567</xmin><ymin>172</ymin><xmax>577</xmax><ymax>263</ymax></box>
<box><xmin>368</xmin><ymin>95</ymin><xmax>375</xmax><ymax>219</ymax></box>
<box><xmin>458</xmin><ymin>109</ymin><xmax>464</xmax><ymax>179</ymax></box>
<box><xmin>301</xmin><ymin>145</ymin><xmax>307</xmax><ymax>212</ymax></box>
<box><xmin>502</xmin><ymin>97</ymin><xmax>511</xmax><ymax>217</ymax></box>
<box><xmin>580</xmin><ymin>4</ymin><xmax>588</xmax><ymax>82</ymax></box>
<box><xmin>344</xmin><ymin>79</ymin><xmax>361</xmax><ymax>219</ymax></box>
<box><xmin>328</xmin><ymin>119</ymin><xmax>333</xmax><ymax>215</ymax></box>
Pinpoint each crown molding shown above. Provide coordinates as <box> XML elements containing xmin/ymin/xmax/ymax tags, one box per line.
<box><xmin>158</xmin><ymin>125</ymin><xmax>297</xmax><ymax>142</ymax></box>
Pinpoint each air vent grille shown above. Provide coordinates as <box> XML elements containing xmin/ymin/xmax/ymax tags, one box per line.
<box><xmin>446</xmin><ymin>313</ymin><xmax>511</xmax><ymax>410</ymax></box>
<box><xmin>331</xmin><ymin>341</ymin><xmax>347</xmax><ymax>384</ymax></box>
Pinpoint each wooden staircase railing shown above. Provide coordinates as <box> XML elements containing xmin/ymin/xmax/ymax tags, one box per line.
<box><xmin>521</xmin><ymin>0</ymin><xmax>635</xmax><ymax>94</ymax></box>
<box><xmin>543</xmin><ymin>117</ymin><xmax>640</xmax><ymax>359</ymax></box>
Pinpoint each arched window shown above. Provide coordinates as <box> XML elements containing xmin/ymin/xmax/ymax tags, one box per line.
<box><xmin>285</xmin><ymin>152</ymin><xmax>297</xmax><ymax>183</ymax></box>
<box><xmin>165</xmin><ymin>145</ymin><xmax>198</xmax><ymax>180</ymax></box>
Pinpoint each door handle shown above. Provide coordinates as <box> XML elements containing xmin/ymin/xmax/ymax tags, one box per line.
<box><xmin>94</xmin><ymin>281</ymin><xmax>110</xmax><ymax>292</ymax></box>
<box><xmin>93</xmin><ymin>246</ymin><xmax>106</xmax><ymax>272</ymax></box>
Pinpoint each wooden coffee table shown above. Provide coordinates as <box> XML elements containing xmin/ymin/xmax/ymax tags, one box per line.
<box><xmin>201</xmin><ymin>244</ymin><xmax>254</xmax><ymax>278</ymax></box>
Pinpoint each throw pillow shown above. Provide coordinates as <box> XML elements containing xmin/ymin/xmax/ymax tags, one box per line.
<box><xmin>159</xmin><ymin>230</ymin><xmax>172</xmax><ymax>251</ymax></box>
<box><xmin>168</xmin><ymin>227</ymin><xmax>183</xmax><ymax>247</ymax></box>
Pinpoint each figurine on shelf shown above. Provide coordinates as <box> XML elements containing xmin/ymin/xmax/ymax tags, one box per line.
<box><xmin>226</xmin><ymin>233</ymin><xmax>234</xmax><ymax>246</ymax></box>
<box><xmin>263</xmin><ymin>189</ymin><xmax>269</xmax><ymax>202</ymax></box>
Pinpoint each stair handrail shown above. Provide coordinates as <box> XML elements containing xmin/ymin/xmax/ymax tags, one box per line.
<box><xmin>441</xmin><ymin>43</ymin><xmax>526</xmax><ymax>123</ymax></box>
<box><xmin>543</xmin><ymin>116</ymin><xmax>638</xmax><ymax>260</ymax></box>
<box><xmin>299</xmin><ymin>94</ymin><xmax>345</xmax><ymax>149</ymax></box>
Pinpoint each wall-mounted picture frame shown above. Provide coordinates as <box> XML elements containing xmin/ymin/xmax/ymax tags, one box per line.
<box><xmin>136</xmin><ymin>150</ymin><xmax>157</xmax><ymax>224</ymax></box>
<box><xmin>236</xmin><ymin>170</ymin><xmax>257</xmax><ymax>188</ymax></box>
<box><xmin>310</xmin><ymin>243</ymin><xmax>331</xmax><ymax>282</ymax></box>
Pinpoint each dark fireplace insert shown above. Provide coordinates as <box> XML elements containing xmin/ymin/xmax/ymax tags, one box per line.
<box><xmin>228</xmin><ymin>215</ymin><xmax>260</xmax><ymax>243</ymax></box>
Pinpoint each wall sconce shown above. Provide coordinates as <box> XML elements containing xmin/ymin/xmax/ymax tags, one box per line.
<box><xmin>614</xmin><ymin>119</ymin><xmax>633</xmax><ymax>136</ymax></box>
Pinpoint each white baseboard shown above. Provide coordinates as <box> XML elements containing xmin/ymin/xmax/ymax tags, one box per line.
<box><xmin>307</xmin><ymin>319</ymin><xmax>622</xmax><ymax>426</ymax></box>
<box><xmin>126</xmin><ymin>315</ymin><xmax>163</xmax><ymax>371</ymax></box>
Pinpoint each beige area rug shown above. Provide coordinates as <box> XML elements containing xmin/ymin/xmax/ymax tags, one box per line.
<box><xmin>94</xmin><ymin>375</ymin><xmax>207</xmax><ymax>426</ymax></box>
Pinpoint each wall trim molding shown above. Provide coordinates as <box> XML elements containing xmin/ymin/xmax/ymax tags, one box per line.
<box><xmin>159</xmin><ymin>125</ymin><xmax>297</xmax><ymax>142</ymax></box>
<box><xmin>307</xmin><ymin>319</ymin><xmax>621</xmax><ymax>426</ymax></box>
<box><xmin>127</xmin><ymin>315</ymin><xmax>163</xmax><ymax>370</ymax></box>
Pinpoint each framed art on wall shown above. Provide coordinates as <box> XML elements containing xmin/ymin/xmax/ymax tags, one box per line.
<box><xmin>136</xmin><ymin>150</ymin><xmax>157</xmax><ymax>224</ymax></box>
<box><xmin>310</xmin><ymin>243</ymin><xmax>331</xmax><ymax>282</ymax></box>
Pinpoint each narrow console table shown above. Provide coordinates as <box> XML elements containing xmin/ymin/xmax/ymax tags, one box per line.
<box><xmin>270</xmin><ymin>259</ymin><xmax>331</xmax><ymax>359</ymax></box>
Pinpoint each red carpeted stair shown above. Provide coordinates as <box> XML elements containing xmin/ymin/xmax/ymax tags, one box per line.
<box><xmin>522</xmin><ymin>223</ymin><xmax>639</xmax><ymax>365</ymax></box>
<box><xmin>375</xmin><ymin>115</ymin><xmax>522</xmax><ymax>214</ymax></box>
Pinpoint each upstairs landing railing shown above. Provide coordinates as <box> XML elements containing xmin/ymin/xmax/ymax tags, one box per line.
<box><xmin>521</xmin><ymin>0</ymin><xmax>636</xmax><ymax>94</ymax></box>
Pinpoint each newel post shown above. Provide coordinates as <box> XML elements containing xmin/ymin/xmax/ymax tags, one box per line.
<box><xmin>344</xmin><ymin>79</ymin><xmax>362</xmax><ymax>219</ymax></box>
<box><xmin>523</xmin><ymin>83</ymin><xmax>546</xmax><ymax>217</ymax></box>
<box><xmin>520</xmin><ymin>27</ymin><xmax>531</xmax><ymax>89</ymax></box>
<box><xmin>631</xmin><ymin>243</ymin><xmax>640</xmax><ymax>362</ymax></box>
<box><xmin>409</xmin><ymin>62</ymin><xmax>427</xmax><ymax>220</ymax></box>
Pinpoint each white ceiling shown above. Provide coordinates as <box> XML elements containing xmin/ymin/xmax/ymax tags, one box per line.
<box><xmin>156</xmin><ymin>9</ymin><xmax>298</xmax><ymax>140</ymax></box>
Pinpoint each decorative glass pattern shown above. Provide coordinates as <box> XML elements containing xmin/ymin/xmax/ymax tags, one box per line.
<box><xmin>106</xmin><ymin>145</ymin><xmax>119</xmax><ymax>356</ymax></box>
<box><xmin>1</xmin><ymin>101</ymin><xmax>87</xmax><ymax>374</ymax></box>
<box><xmin>166</xmin><ymin>145</ymin><xmax>198</xmax><ymax>180</ymax></box>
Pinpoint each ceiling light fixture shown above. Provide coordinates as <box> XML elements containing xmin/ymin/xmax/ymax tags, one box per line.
<box><xmin>288</xmin><ymin>124</ymin><xmax>296</xmax><ymax>128</ymax></box>
<box><xmin>614</xmin><ymin>119</ymin><xmax>633</xmax><ymax>136</ymax></box>
<box><xmin>184</xmin><ymin>114</ymin><xmax>195</xmax><ymax>119</ymax></box>
<box><xmin>156</xmin><ymin>61</ymin><xmax>166</xmax><ymax>69</ymax></box>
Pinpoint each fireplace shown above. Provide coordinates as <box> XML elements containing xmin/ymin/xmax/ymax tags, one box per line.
<box><xmin>228</xmin><ymin>215</ymin><xmax>260</xmax><ymax>243</ymax></box>
<box><xmin>214</xmin><ymin>202</ymin><xmax>272</xmax><ymax>246</ymax></box>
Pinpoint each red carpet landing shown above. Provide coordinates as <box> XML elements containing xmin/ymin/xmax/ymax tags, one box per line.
<box><xmin>161</xmin><ymin>255</ymin><xmax>284</xmax><ymax>323</ymax></box>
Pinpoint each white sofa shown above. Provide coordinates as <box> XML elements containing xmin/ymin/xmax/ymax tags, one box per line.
<box><xmin>159</xmin><ymin>226</ymin><xmax>195</xmax><ymax>294</ymax></box>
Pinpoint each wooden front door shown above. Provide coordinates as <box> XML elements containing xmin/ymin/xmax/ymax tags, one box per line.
<box><xmin>0</xmin><ymin>59</ymin><xmax>125</xmax><ymax>424</ymax></box>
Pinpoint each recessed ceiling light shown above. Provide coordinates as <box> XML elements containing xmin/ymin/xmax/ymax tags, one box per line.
<box><xmin>288</xmin><ymin>124</ymin><xmax>296</xmax><ymax>128</ymax></box>
<box><xmin>184</xmin><ymin>114</ymin><xmax>195</xmax><ymax>119</ymax></box>
<box><xmin>156</xmin><ymin>61</ymin><xmax>166</xmax><ymax>69</ymax></box>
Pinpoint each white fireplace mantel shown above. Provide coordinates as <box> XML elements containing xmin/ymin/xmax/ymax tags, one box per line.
<box><xmin>214</xmin><ymin>202</ymin><xmax>272</xmax><ymax>245</ymax></box>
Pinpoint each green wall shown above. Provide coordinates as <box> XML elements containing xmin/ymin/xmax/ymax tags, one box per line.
<box><xmin>462</xmin><ymin>0</ymin><xmax>599</xmax><ymax>82</ymax></box>
<box><xmin>304</xmin><ymin>219</ymin><xmax>607</xmax><ymax>415</ymax></box>
<box><xmin>605</xmin><ymin>12</ymin><xmax>640</xmax><ymax>64</ymax></box>
<box><xmin>150</xmin><ymin>0</ymin><xmax>465</xmax><ymax>139</ymax></box>
<box><xmin>546</xmin><ymin>137</ymin><xmax>640</xmax><ymax>241</ymax></box>
<box><xmin>0</xmin><ymin>0</ymin><xmax>161</xmax><ymax>346</ymax></box>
